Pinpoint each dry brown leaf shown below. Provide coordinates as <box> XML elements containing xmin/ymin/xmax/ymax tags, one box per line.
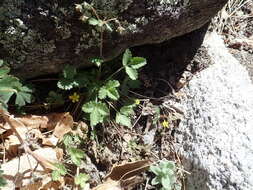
<box><xmin>92</xmin><ymin>180</ymin><xmax>121</xmax><ymax>190</ymax></box>
<box><xmin>92</xmin><ymin>160</ymin><xmax>151</xmax><ymax>190</ymax></box>
<box><xmin>42</xmin><ymin>135</ymin><xmax>58</xmax><ymax>146</ymax></box>
<box><xmin>1</xmin><ymin>147</ymin><xmax>60</xmax><ymax>189</ymax></box>
<box><xmin>105</xmin><ymin>160</ymin><xmax>151</xmax><ymax>181</ymax></box>
<box><xmin>20</xmin><ymin>181</ymin><xmax>43</xmax><ymax>190</ymax></box>
<box><xmin>53</xmin><ymin>112</ymin><xmax>73</xmax><ymax>140</ymax></box>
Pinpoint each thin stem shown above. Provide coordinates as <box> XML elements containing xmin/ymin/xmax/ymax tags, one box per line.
<box><xmin>106</xmin><ymin>67</ymin><xmax>124</xmax><ymax>81</ymax></box>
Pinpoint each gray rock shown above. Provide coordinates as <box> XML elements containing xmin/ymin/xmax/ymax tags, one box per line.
<box><xmin>0</xmin><ymin>0</ymin><xmax>227</xmax><ymax>78</ymax></box>
<box><xmin>175</xmin><ymin>33</ymin><xmax>253</xmax><ymax>190</ymax></box>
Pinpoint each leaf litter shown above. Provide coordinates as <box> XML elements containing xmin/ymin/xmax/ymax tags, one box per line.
<box><xmin>0</xmin><ymin>95</ymin><xmax>186</xmax><ymax>190</ymax></box>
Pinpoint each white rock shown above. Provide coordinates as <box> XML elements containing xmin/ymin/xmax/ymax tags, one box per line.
<box><xmin>176</xmin><ymin>32</ymin><xmax>253</xmax><ymax>190</ymax></box>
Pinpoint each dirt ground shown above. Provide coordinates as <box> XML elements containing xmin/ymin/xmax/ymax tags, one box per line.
<box><xmin>0</xmin><ymin>1</ymin><xmax>252</xmax><ymax>190</ymax></box>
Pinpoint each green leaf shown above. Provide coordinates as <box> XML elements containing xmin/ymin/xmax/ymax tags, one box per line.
<box><xmin>120</xmin><ymin>105</ymin><xmax>134</xmax><ymax>116</ymax></box>
<box><xmin>91</xmin><ymin>58</ymin><xmax>103</xmax><ymax>67</ymax></box>
<box><xmin>75</xmin><ymin>173</ymin><xmax>90</xmax><ymax>188</ymax></box>
<box><xmin>116</xmin><ymin>113</ymin><xmax>131</xmax><ymax>127</ymax></box>
<box><xmin>129</xmin><ymin>57</ymin><xmax>147</xmax><ymax>69</ymax></box>
<box><xmin>98</xmin><ymin>80</ymin><xmax>120</xmax><ymax>100</ymax></box>
<box><xmin>0</xmin><ymin>66</ymin><xmax>10</xmax><ymax>77</ymax></box>
<box><xmin>68</xmin><ymin>148</ymin><xmax>85</xmax><ymax>166</ymax></box>
<box><xmin>122</xmin><ymin>49</ymin><xmax>132</xmax><ymax>66</ymax></box>
<box><xmin>161</xmin><ymin>176</ymin><xmax>171</xmax><ymax>189</ymax></box>
<box><xmin>0</xmin><ymin>168</ymin><xmax>7</xmax><ymax>187</ymax></box>
<box><xmin>88</xmin><ymin>18</ymin><xmax>100</xmax><ymax>26</ymax></box>
<box><xmin>63</xmin><ymin>65</ymin><xmax>77</xmax><ymax>79</ymax></box>
<box><xmin>0</xmin><ymin>60</ymin><xmax>4</xmax><ymax>67</ymax></box>
<box><xmin>107</xmin><ymin>88</ymin><xmax>119</xmax><ymax>100</ymax></box>
<box><xmin>62</xmin><ymin>134</ymin><xmax>73</xmax><ymax>147</ymax></box>
<box><xmin>125</xmin><ymin>66</ymin><xmax>138</xmax><ymax>80</ymax></box>
<box><xmin>107</xmin><ymin>80</ymin><xmax>120</xmax><ymax>88</ymax></box>
<box><xmin>150</xmin><ymin>165</ymin><xmax>162</xmax><ymax>176</ymax></box>
<box><xmin>82</xmin><ymin>101</ymin><xmax>95</xmax><ymax>113</ymax></box>
<box><xmin>151</xmin><ymin>177</ymin><xmax>160</xmax><ymax>186</ymax></box>
<box><xmin>52</xmin><ymin>163</ymin><xmax>67</xmax><ymax>181</ymax></box>
<box><xmin>82</xmin><ymin>101</ymin><xmax>109</xmax><ymax>126</ymax></box>
<box><xmin>98</xmin><ymin>87</ymin><xmax>107</xmax><ymax>100</ymax></box>
<box><xmin>52</xmin><ymin>170</ymin><xmax>61</xmax><ymax>181</ymax></box>
<box><xmin>0</xmin><ymin>75</ymin><xmax>33</xmax><ymax>108</ymax></box>
<box><xmin>15</xmin><ymin>91</ymin><xmax>32</xmax><ymax>107</ymax></box>
<box><xmin>57</xmin><ymin>78</ymin><xmax>78</xmax><ymax>90</ymax></box>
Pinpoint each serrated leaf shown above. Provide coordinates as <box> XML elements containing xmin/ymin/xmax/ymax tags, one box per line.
<box><xmin>15</xmin><ymin>91</ymin><xmax>32</xmax><ymax>106</ymax></box>
<box><xmin>125</xmin><ymin>66</ymin><xmax>138</xmax><ymax>80</ymax></box>
<box><xmin>91</xmin><ymin>58</ymin><xmax>103</xmax><ymax>67</ymax></box>
<box><xmin>52</xmin><ymin>163</ymin><xmax>67</xmax><ymax>181</ymax></box>
<box><xmin>107</xmin><ymin>80</ymin><xmax>120</xmax><ymax>88</ymax></box>
<box><xmin>122</xmin><ymin>49</ymin><xmax>132</xmax><ymax>66</ymax></box>
<box><xmin>82</xmin><ymin>101</ymin><xmax>109</xmax><ymax>126</ymax></box>
<box><xmin>0</xmin><ymin>66</ymin><xmax>10</xmax><ymax>77</ymax></box>
<box><xmin>116</xmin><ymin>113</ymin><xmax>131</xmax><ymax>127</ymax></box>
<box><xmin>129</xmin><ymin>57</ymin><xmax>147</xmax><ymax>69</ymax></box>
<box><xmin>98</xmin><ymin>87</ymin><xmax>107</xmax><ymax>99</ymax></box>
<box><xmin>107</xmin><ymin>88</ymin><xmax>119</xmax><ymax>100</ymax></box>
<box><xmin>120</xmin><ymin>105</ymin><xmax>134</xmax><ymax>116</ymax></box>
<box><xmin>98</xmin><ymin>80</ymin><xmax>120</xmax><ymax>100</ymax></box>
<box><xmin>52</xmin><ymin>170</ymin><xmax>61</xmax><ymax>181</ymax></box>
<box><xmin>75</xmin><ymin>173</ymin><xmax>90</xmax><ymax>188</ymax></box>
<box><xmin>82</xmin><ymin>101</ymin><xmax>94</xmax><ymax>113</ymax></box>
<box><xmin>88</xmin><ymin>18</ymin><xmax>99</xmax><ymax>26</ymax></box>
<box><xmin>63</xmin><ymin>65</ymin><xmax>77</xmax><ymax>79</ymax></box>
<box><xmin>68</xmin><ymin>147</ymin><xmax>85</xmax><ymax>166</ymax></box>
<box><xmin>0</xmin><ymin>76</ymin><xmax>33</xmax><ymax>108</ymax></box>
<box><xmin>57</xmin><ymin>78</ymin><xmax>78</xmax><ymax>90</ymax></box>
<box><xmin>0</xmin><ymin>91</ymin><xmax>14</xmax><ymax>104</ymax></box>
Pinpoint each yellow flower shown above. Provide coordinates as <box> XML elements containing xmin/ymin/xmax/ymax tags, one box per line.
<box><xmin>162</xmin><ymin>120</ymin><xmax>169</xmax><ymax>128</ymax></box>
<box><xmin>135</xmin><ymin>99</ymin><xmax>140</xmax><ymax>105</ymax></box>
<box><xmin>69</xmin><ymin>92</ymin><xmax>80</xmax><ymax>103</ymax></box>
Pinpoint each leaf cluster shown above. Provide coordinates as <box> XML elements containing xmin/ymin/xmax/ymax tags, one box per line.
<box><xmin>150</xmin><ymin>160</ymin><xmax>180</xmax><ymax>190</ymax></box>
<box><xmin>57</xmin><ymin>65</ymin><xmax>89</xmax><ymax>90</ymax></box>
<box><xmin>116</xmin><ymin>103</ymin><xmax>136</xmax><ymax>128</ymax></box>
<box><xmin>62</xmin><ymin>134</ymin><xmax>85</xmax><ymax>166</ymax></box>
<box><xmin>52</xmin><ymin>163</ymin><xmax>67</xmax><ymax>181</ymax></box>
<box><xmin>122</xmin><ymin>49</ymin><xmax>147</xmax><ymax>80</ymax></box>
<box><xmin>0</xmin><ymin>60</ymin><xmax>33</xmax><ymax>110</ymax></box>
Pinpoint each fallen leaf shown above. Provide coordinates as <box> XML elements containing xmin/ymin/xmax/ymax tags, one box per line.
<box><xmin>53</xmin><ymin>112</ymin><xmax>73</xmax><ymax>140</ymax></box>
<box><xmin>92</xmin><ymin>180</ymin><xmax>121</xmax><ymax>190</ymax></box>
<box><xmin>92</xmin><ymin>160</ymin><xmax>151</xmax><ymax>190</ymax></box>
<box><xmin>1</xmin><ymin>147</ymin><xmax>60</xmax><ymax>189</ymax></box>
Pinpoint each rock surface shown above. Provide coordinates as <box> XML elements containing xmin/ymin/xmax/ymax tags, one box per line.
<box><xmin>175</xmin><ymin>33</ymin><xmax>253</xmax><ymax>190</ymax></box>
<box><xmin>0</xmin><ymin>0</ymin><xmax>228</xmax><ymax>78</ymax></box>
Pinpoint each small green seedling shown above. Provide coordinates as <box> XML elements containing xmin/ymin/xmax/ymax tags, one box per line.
<box><xmin>150</xmin><ymin>160</ymin><xmax>180</xmax><ymax>190</ymax></box>
<box><xmin>52</xmin><ymin>163</ymin><xmax>67</xmax><ymax>181</ymax></box>
<box><xmin>75</xmin><ymin>173</ymin><xmax>90</xmax><ymax>189</ymax></box>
